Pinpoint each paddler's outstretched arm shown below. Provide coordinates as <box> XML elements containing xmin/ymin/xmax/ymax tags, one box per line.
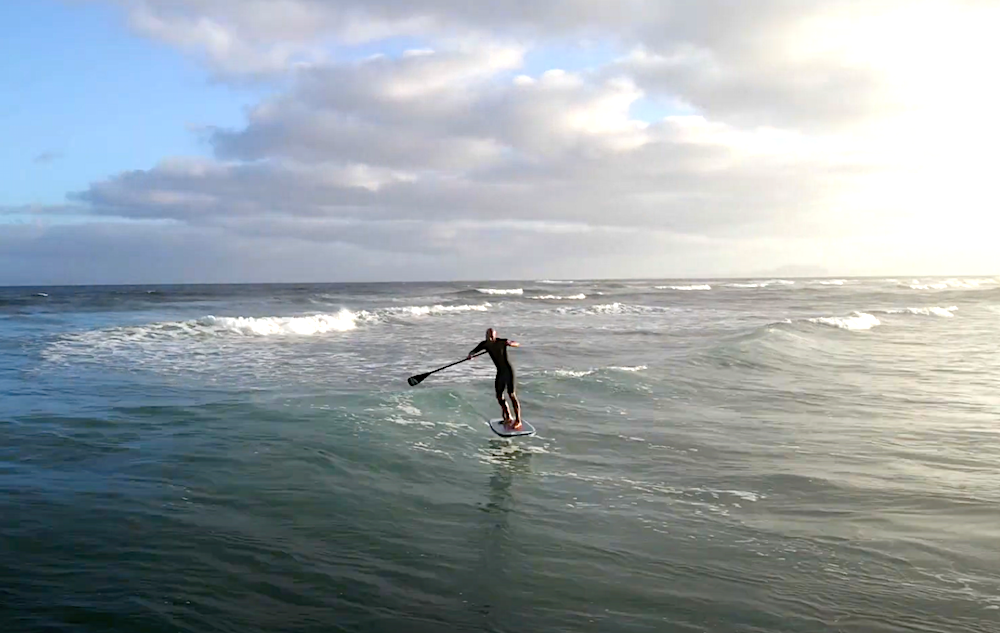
<box><xmin>507</xmin><ymin>340</ymin><xmax>519</xmax><ymax>347</ymax></box>
<box><xmin>467</xmin><ymin>341</ymin><xmax>486</xmax><ymax>359</ymax></box>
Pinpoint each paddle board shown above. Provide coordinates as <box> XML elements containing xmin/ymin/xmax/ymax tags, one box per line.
<box><xmin>488</xmin><ymin>418</ymin><xmax>535</xmax><ymax>438</ymax></box>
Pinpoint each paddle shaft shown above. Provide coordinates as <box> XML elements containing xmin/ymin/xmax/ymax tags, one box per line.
<box><xmin>409</xmin><ymin>351</ymin><xmax>485</xmax><ymax>385</ymax></box>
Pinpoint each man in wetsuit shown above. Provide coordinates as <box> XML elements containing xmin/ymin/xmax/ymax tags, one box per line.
<box><xmin>468</xmin><ymin>328</ymin><xmax>522</xmax><ymax>429</ymax></box>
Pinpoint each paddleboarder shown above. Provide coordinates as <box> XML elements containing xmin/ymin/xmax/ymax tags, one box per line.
<box><xmin>468</xmin><ymin>328</ymin><xmax>522</xmax><ymax>429</ymax></box>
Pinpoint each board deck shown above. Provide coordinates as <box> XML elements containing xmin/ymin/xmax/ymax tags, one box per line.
<box><xmin>488</xmin><ymin>418</ymin><xmax>536</xmax><ymax>437</ymax></box>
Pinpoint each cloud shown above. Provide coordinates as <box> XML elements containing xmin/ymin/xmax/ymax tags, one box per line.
<box><xmin>33</xmin><ymin>151</ymin><xmax>63</xmax><ymax>165</ymax></box>
<box><xmin>62</xmin><ymin>47</ymin><xmax>869</xmax><ymax>241</ymax></box>
<box><xmin>7</xmin><ymin>0</ymin><xmax>999</xmax><ymax>283</ymax></box>
<box><xmin>117</xmin><ymin>0</ymin><xmax>912</xmax><ymax>127</ymax></box>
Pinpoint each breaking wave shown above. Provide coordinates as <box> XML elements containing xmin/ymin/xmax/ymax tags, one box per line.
<box><xmin>656</xmin><ymin>285</ymin><xmax>712</xmax><ymax>291</ymax></box>
<box><xmin>807</xmin><ymin>312</ymin><xmax>881</xmax><ymax>331</ymax></box>
<box><xmin>771</xmin><ymin>304</ymin><xmax>960</xmax><ymax>334</ymax></box>
<box><xmin>382</xmin><ymin>303</ymin><xmax>491</xmax><ymax>317</ymax></box>
<box><xmin>552</xmin><ymin>369</ymin><xmax>594</xmax><ymax>378</ymax></box>
<box><xmin>193</xmin><ymin>303</ymin><xmax>494</xmax><ymax>335</ymax></box>
<box><xmin>557</xmin><ymin>302</ymin><xmax>672</xmax><ymax>316</ymax></box>
<box><xmin>726</xmin><ymin>280</ymin><xmax>796</xmax><ymax>289</ymax></box>
<box><xmin>196</xmin><ymin>311</ymin><xmax>363</xmax><ymax>336</ymax></box>
<box><xmin>902</xmin><ymin>278</ymin><xmax>997</xmax><ymax>290</ymax></box>
<box><xmin>551</xmin><ymin>365</ymin><xmax>647</xmax><ymax>378</ymax></box>
<box><xmin>46</xmin><ymin>301</ymin><xmax>496</xmax><ymax>354</ymax></box>
<box><xmin>475</xmin><ymin>288</ymin><xmax>523</xmax><ymax>295</ymax></box>
<box><xmin>882</xmin><ymin>306</ymin><xmax>958</xmax><ymax>318</ymax></box>
<box><xmin>530</xmin><ymin>294</ymin><xmax>587</xmax><ymax>300</ymax></box>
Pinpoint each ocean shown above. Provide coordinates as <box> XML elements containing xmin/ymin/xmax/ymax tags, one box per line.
<box><xmin>2</xmin><ymin>277</ymin><xmax>999</xmax><ymax>632</ymax></box>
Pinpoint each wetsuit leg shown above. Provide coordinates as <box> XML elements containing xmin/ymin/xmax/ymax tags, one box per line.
<box><xmin>494</xmin><ymin>371</ymin><xmax>511</xmax><ymax>421</ymax></box>
<box><xmin>495</xmin><ymin>371</ymin><xmax>508</xmax><ymax>398</ymax></box>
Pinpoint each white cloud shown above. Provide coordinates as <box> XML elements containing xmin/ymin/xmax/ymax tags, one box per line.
<box><xmin>9</xmin><ymin>0</ymin><xmax>998</xmax><ymax>283</ymax></box>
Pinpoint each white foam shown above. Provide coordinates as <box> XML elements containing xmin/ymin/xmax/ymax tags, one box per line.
<box><xmin>410</xmin><ymin>442</ymin><xmax>453</xmax><ymax>459</ymax></box>
<box><xmin>397</xmin><ymin>403</ymin><xmax>422</xmax><ymax>416</ymax></box>
<box><xmin>555</xmin><ymin>302</ymin><xmax>671</xmax><ymax>316</ymax></box>
<box><xmin>656</xmin><ymin>284</ymin><xmax>711</xmax><ymax>291</ymax></box>
<box><xmin>476</xmin><ymin>288</ymin><xmax>523</xmax><ymax>295</ymax></box>
<box><xmin>727</xmin><ymin>280</ymin><xmax>795</xmax><ymax>289</ymax></box>
<box><xmin>884</xmin><ymin>306</ymin><xmax>958</xmax><ymax>318</ymax></box>
<box><xmin>45</xmin><ymin>310</ymin><xmax>370</xmax><ymax>366</ymax></box>
<box><xmin>389</xmin><ymin>416</ymin><xmax>435</xmax><ymax>428</ymax></box>
<box><xmin>531</xmin><ymin>294</ymin><xmax>587</xmax><ymax>300</ymax></box>
<box><xmin>590</xmin><ymin>302</ymin><xmax>647</xmax><ymax>315</ymax></box>
<box><xmin>609</xmin><ymin>365</ymin><xmax>648</xmax><ymax>372</ymax></box>
<box><xmin>537</xmin><ymin>280</ymin><xmax>575</xmax><ymax>284</ymax></box>
<box><xmin>818</xmin><ymin>280</ymin><xmax>847</xmax><ymax>286</ymax></box>
<box><xmin>904</xmin><ymin>278</ymin><xmax>997</xmax><ymax>290</ymax></box>
<box><xmin>808</xmin><ymin>312</ymin><xmax>880</xmax><ymax>330</ymax></box>
<box><xmin>196</xmin><ymin>310</ymin><xmax>361</xmax><ymax>336</ymax></box>
<box><xmin>697</xmin><ymin>487</ymin><xmax>762</xmax><ymax>503</ymax></box>
<box><xmin>386</xmin><ymin>303</ymin><xmax>491</xmax><ymax>317</ymax></box>
<box><xmin>553</xmin><ymin>369</ymin><xmax>595</xmax><ymax>378</ymax></box>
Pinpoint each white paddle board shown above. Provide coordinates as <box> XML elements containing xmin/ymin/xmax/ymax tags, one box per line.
<box><xmin>488</xmin><ymin>418</ymin><xmax>535</xmax><ymax>437</ymax></box>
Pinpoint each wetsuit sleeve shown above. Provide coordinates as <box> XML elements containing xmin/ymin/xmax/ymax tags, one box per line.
<box><xmin>469</xmin><ymin>341</ymin><xmax>486</xmax><ymax>356</ymax></box>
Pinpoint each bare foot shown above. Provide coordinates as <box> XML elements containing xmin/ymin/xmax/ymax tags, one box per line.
<box><xmin>510</xmin><ymin>420</ymin><xmax>523</xmax><ymax>430</ymax></box>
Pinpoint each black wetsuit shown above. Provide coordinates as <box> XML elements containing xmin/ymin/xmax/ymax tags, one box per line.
<box><xmin>470</xmin><ymin>338</ymin><xmax>516</xmax><ymax>397</ymax></box>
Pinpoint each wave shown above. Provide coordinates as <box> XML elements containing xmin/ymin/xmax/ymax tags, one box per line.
<box><xmin>817</xmin><ymin>280</ymin><xmax>847</xmax><ymax>286</ymax></box>
<box><xmin>806</xmin><ymin>312</ymin><xmax>881</xmax><ymax>330</ymax></box>
<box><xmin>551</xmin><ymin>365</ymin><xmax>647</xmax><ymax>378</ymax></box>
<box><xmin>882</xmin><ymin>306</ymin><xmax>958</xmax><ymax>318</ymax></box>
<box><xmin>530</xmin><ymin>294</ymin><xmax>586</xmax><ymax>300</ymax></box>
<box><xmin>774</xmin><ymin>304</ymin><xmax>959</xmax><ymax>334</ymax></box>
<box><xmin>726</xmin><ymin>280</ymin><xmax>796</xmax><ymax>289</ymax></box>
<box><xmin>902</xmin><ymin>278</ymin><xmax>997</xmax><ymax>290</ymax></box>
<box><xmin>49</xmin><ymin>301</ymin><xmax>495</xmax><ymax>350</ymax></box>
<box><xmin>382</xmin><ymin>303</ymin><xmax>491</xmax><ymax>317</ymax></box>
<box><xmin>183</xmin><ymin>302</ymin><xmax>494</xmax><ymax>335</ymax></box>
<box><xmin>475</xmin><ymin>288</ymin><xmax>523</xmax><ymax>295</ymax></box>
<box><xmin>187</xmin><ymin>310</ymin><xmax>366</xmax><ymax>336</ymax></box>
<box><xmin>552</xmin><ymin>369</ymin><xmax>594</xmax><ymax>378</ymax></box>
<box><xmin>655</xmin><ymin>284</ymin><xmax>711</xmax><ymax>291</ymax></box>
<box><xmin>537</xmin><ymin>280</ymin><xmax>575</xmax><ymax>285</ymax></box>
<box><xmin>558</xmin><ymin>302</ymin><xmax>671</xmax><ymax>316</ymax></box>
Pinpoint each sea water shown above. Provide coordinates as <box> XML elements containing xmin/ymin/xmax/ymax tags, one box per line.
<box><xmin>2</xmin><ymin>278</ymin><xmax>999</xmax><ymax>632</ymax></box>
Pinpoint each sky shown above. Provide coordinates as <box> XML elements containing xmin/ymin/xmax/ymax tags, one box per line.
<box><xmin>2</xmin><ymin>0</ymin><xmax>999</xmax><ymax>285</ymax></box>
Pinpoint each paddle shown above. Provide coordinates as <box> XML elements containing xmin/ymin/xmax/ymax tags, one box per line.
<box><xmin>407</xmin><ymin>351</ymin><xmax>485</xmax><ymax>386</ymax></box>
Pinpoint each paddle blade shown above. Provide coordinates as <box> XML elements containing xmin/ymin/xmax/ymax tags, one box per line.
<box><xmin>407</xmin><ymin>373</ymin><xmax>429</xmax><ymax>386</ymax></box>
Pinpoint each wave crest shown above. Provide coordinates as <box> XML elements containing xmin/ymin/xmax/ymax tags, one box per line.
<box><xmin>531</xmin><ymin>294</ymin><xmax>586</xmax><ymax>300</ymax></box>
<box><xmin>656</xmin><ymin>285</ymin><xmax>711</xmax><ymax>291</ymax></box>
<box><xmin>807</xmin><ymin>312</ymin><xmax>881</xmax><ymax>331</ymax></box>
<box><xmin>384</xmin><ymin>303</ymin><xmax>491</xmax><ymax>317</ymax></box>
<box><xmin>476</xmin><ymin>288</ymin><xmax>523</xmax><ymax>295</ymax></box>
<box><xmin>193</xmin><ymin>310</ymin><xmax>365</xmax><ymax>336</ymax></box>
<box><xmin>903</xmin><ymin>278</ymin><xmax>997</xmax><ymax>290</ymax></box>
<box><xmin>883</xmin><ymin>306</ymin><xmax>958</xmax><ymax>318</ymax></box>
<box><xmin>572</xmin><ymin>302</ymin><xmax>668</xmax><ymax>315</ymax></box>
<box><xmin>726</xmin><ymin>280</ymin><xmax>796</xmax><ymax>289</ymax></box>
